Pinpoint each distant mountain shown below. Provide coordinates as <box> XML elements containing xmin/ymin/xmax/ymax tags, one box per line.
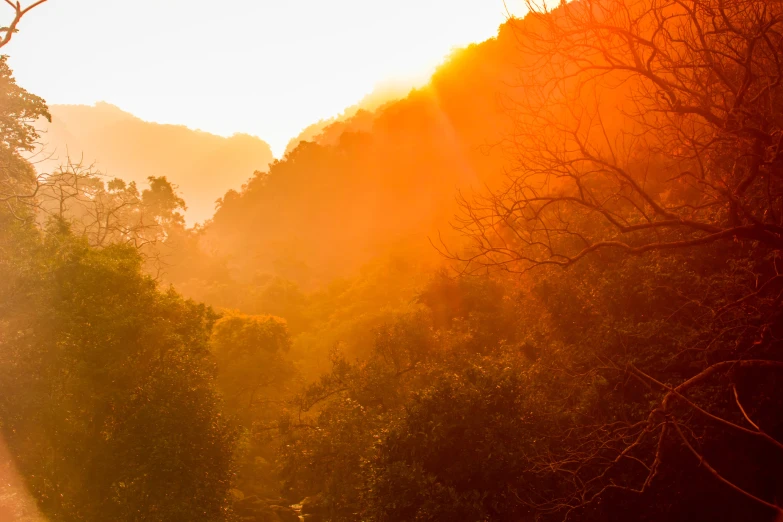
<box><xmin>34</xmin><ymin>102</ymin><xmax>274</xmax><ymax>224</ymax></box>
<box><xmin>185</xmin><ymin>22</ymin><xmax>520</xmax><ymax>289</ymax></box>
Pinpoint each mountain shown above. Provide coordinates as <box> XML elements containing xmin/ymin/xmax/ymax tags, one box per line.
<box><xmin>34</xmin><ymin>102</ymin><xmax>274</xmax><ymax>224</ymax></box>
<box><xmin>33</xmin><ymin>21</ymin><xmax>522</xmax><ymax>290</ymax></box>
<box><xmin>184</xmin><ymin>22</ymin><xmax>520</xmax><ymax>291</ymax></box>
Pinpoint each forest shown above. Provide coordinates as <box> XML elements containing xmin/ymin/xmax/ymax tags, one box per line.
<box><xmin>1</xmin><ymin>0</ymin><xmax>783</xmax><ymax>521</ymax></box>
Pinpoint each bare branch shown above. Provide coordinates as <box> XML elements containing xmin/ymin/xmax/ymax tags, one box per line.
<box><xmin>0</xmin><ymin>0</ymin><xmax>47</xmax><ymax>49</ymax></box>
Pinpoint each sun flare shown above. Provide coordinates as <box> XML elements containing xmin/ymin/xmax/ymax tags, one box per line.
<box><xmin>5</xmin><ymin>0</ymin><xmax>527</xmax><ymax>157</ymax></box>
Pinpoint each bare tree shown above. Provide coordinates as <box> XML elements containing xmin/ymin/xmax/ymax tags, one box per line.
<box><xmin>519</xmin><ymin>357</ymin><xmax>783</xmax><ymax>519</ymax></box>
<box><xmin>33</xmin><ymin>158</ymin><xmax>186</xmax><ymax>277</ymax></box>
<box><xmin>38</xmin><ymin>160</ymin><xmax>158</xmax><ymax>247</ymax></box>
<box><xmin>451</xmin><ymin>0</ymin><xmax>783</xmax><ymax>272</ymax></box>
<box><xmin>447</xmin><ymin>0</ymin><xmax>783</xmax><ymax>517</ymax></box>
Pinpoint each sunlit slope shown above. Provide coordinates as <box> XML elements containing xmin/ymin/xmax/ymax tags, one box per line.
<box><xmin>35</xmin><ymin>102</ymin><xmax>274</xmax><ymax>224</ymax></box>
<box><xmin>283</xmin><ymin>81</ymin><xmax>417</xmax><ymax>156</ymax></box>
<box><xmin>200</xmin><ymin>22</ymin><xmax>521</xmax><ymax>288</ymax></box>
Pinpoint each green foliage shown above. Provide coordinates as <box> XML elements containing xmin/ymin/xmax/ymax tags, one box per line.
<box><xmin>0</xmin><ymin>54</ymin><xmax>50</xmax><ymax>223</ymax></box>
<box><xmin>212</xmin><ymin>311</ymin><xmax>295</xmax><ymax>423</ymax></box>
<box><xmin>0</xmin><ymin>227</ymin><xmax>237</xmax><ymax>522</ymax></box>
<box><xmin>38</xmin><ymin>165</ymin><xmax>186</xmax><ymax>251</ymax></box>
<box><xmin>277</xmin><ymin>241</ymin><xmax>783</xmax><ymax>521</ymax></box>
<box><xmin>0</xmin><ymin>54</ymin><xmax>50</xmax><ymax>153</ymax></box>
<box><xmin>209</xmin><ymin>311</ymin><xmax>299</xmax><ymax>503</ymax></box>
<box><xmin>365</xmin><ymin>354</ymin><xmax>541</xmax><ymax>522</ymax></box>
<box><xmin>2</xmin><ymin>5</ymin><xmax>783</xmax><ymax>522</ymax></box>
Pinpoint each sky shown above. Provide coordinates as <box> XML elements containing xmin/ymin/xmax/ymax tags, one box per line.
<box><xmin>4</xmin><ymin>0</ymin><xmax>526</xmax><ymax>157</ymax></box>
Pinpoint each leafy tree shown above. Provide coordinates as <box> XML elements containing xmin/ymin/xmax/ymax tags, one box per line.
<box><xmin>0</xmin><ymin>54</ymin><xmax>49</xmax><ymax>153</ymax></box>
<box><xmin>211</xmin><ymin>311</ymin><xmax>295</xmax><ymax>424</ymax></box>
<box><xmin>279</xmin><ymin>310</ymin><xmax>439</xmax><ymax>520</ymax></box>
<box><xmin>365</xmin><ymin>353</ymin><xmax>551</xmax><ymax>522</ymax></box>
<box><xmin>209</xmin><ymin>311</ymin><xmax>298</xmax><ymax>502</ymax></box>
<box><xmin>0</xmin><ymin>228</ymin><xmax>237</xmax><ymax>522</ymax></box>
<box><xmin>0</xmin><ymin>41</ymin><xmax>239</xmax><ymax>520</ymax></box>
<box><xmin>0</xmin><ymin>54</ymin><xmax>50</xmax><ymax>220</ymax></box>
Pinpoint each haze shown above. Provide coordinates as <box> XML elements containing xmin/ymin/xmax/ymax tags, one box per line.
<box><xmin>5</xmin><ymin>0</ymin><xmax>526</xmax><ymax>157</ymax></box>
<box><xmin>3</xmin><ymin>1</ymin><xmax>783</xmax><ymax>521</ymax></box>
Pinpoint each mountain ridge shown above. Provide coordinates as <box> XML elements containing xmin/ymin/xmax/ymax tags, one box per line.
<box><xmin>34</xmin><ymin>102</ymin><xmax>275</xmax><ymax>224</ymax></box>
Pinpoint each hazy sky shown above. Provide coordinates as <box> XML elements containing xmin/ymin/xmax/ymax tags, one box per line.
<box><xmin>4</xmin><ymin>0</ymin><xmax>526</xmax><ymax>157</ymax></box>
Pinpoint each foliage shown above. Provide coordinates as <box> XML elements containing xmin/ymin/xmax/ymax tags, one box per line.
<box><xmin>3</xmin><ymin>2</ymin><xmax>783</xmax><ymax>522</ymax></box>
<box><xmin>278</xmin><ymin>244</ymin><xmax>783</xmax><ymax>521</ymax></box>
<box><xmin>0</xmin><ymin>227</ymin><xmax>237</xmax><ymax>522</ymax></box>
<box><xmin>0</xmin><ymin>55</ymin><xmax>49</xmax><ymax>153</ymax></box>
<box><xmin>38</xmin><ymin>162</ymin><xmax>186</xmax><ymax>249</ymax></box>
<box><xmin>0</xmin><ymin>54</ymin><xmax>50</xmax><ymax>220</ymax></box>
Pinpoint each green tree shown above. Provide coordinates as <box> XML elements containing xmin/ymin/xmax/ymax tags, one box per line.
<box><xmin>365</xmin><ymin>353</ymin><xmax>546</xmax><ymax>522</ymax></box>
<box><xmin>0</xmin><ymin>54</ymin><xmax>50</xmax><ymax>220</ymax></box>
<box><xmin>0</xmin><ymin>227</ymin><xmax>237</xmax><ymax>522</ymax></box>
<box><xmin>210</xmin><ymin>311</ymin><xmax>297</xmax><ymax>501</ymax></box>
<box><xmin>211</xmin><ymin>311</ymin><xmax>295</xmax><ymax>424</ymax></box>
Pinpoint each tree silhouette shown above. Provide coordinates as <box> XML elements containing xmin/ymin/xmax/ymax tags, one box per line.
<box><xmin>450</xmin><ymin>1</ymin><xmax>783</xmax><ymax>516</ymax></box>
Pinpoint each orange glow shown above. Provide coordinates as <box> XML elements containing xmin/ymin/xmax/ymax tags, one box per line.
<box><xmin>6</xmin><ymin>0</ymin><xmax>528</xmax><ymax>157</ymax></box>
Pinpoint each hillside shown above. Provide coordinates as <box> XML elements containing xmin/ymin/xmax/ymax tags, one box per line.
<box><xmin>34</xmin><ymin>102</ymin><xmax>275</xmax><ymax>224</ymax></box>
<box><xmin>282</xmin><ymin>80</ymin><xmax>416</xmax><ymax>156</ymax></box>
<box><xmin>177</xmin><ymin>22</ymin><xmax>521</xmax><ymax>293</ymax></box>
<box><xmin>26</xmin><ymin>24</ymin><xmax>520</xmax><ymax>281</ymax></box>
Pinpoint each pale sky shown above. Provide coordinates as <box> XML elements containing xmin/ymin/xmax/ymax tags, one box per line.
<box><xmin>4</xmin><ymin>0</ymin><xmax>526</xmax><ymax>157</ymax></box>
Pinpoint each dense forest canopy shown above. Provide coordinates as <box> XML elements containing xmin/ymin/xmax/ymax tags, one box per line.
<box><xmin>1</xmin><ymin>0</ymin><xmax>783</xmax><ymax>521</ymax></box>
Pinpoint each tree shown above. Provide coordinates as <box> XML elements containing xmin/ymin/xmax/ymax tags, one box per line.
<box><xmin>364</xmin><ymin>353</ymin><xmax>543</xmax><ymax>522</ymax></box>
<box><xmin>0</xmin><ymin>4</ymin><xmax>242</xmax><ymax>519</ymax></box>
<box><xmin>278</xmin><ymin>310</ymin><xmax>439</xmax><ymax>520</ymax></box>
<box><xmin>450</xmin><ymin>0</ymin><xmax>783</xmax><ymax>517</ymax></box>
<box><xmin>209</xmin><ymin>311</ymin><xmax>298</xmax><ymax>501</ymax></box>
<box><xmin>454</xmin><ymin>0</ymin><xmax>783</xmax><ymax>272</ymax></box>
<box><xmin>0</xmin><ymin>228</ymin><xmax>237</xmax><ymax>522</ymax></box>
<box><xmin>0</xmin><ymin>53</ymin><xmax>49</xmax><ymax>220</ymax></box>
<box><xmin>34</xmin><ymin>159</ymin><xmax>187</xmax><ymax>275</ymax></box>
<box><xmin>211</xmin><ymin>311</ymin><xmax>295</xmax><ymax>424</ymax></box>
